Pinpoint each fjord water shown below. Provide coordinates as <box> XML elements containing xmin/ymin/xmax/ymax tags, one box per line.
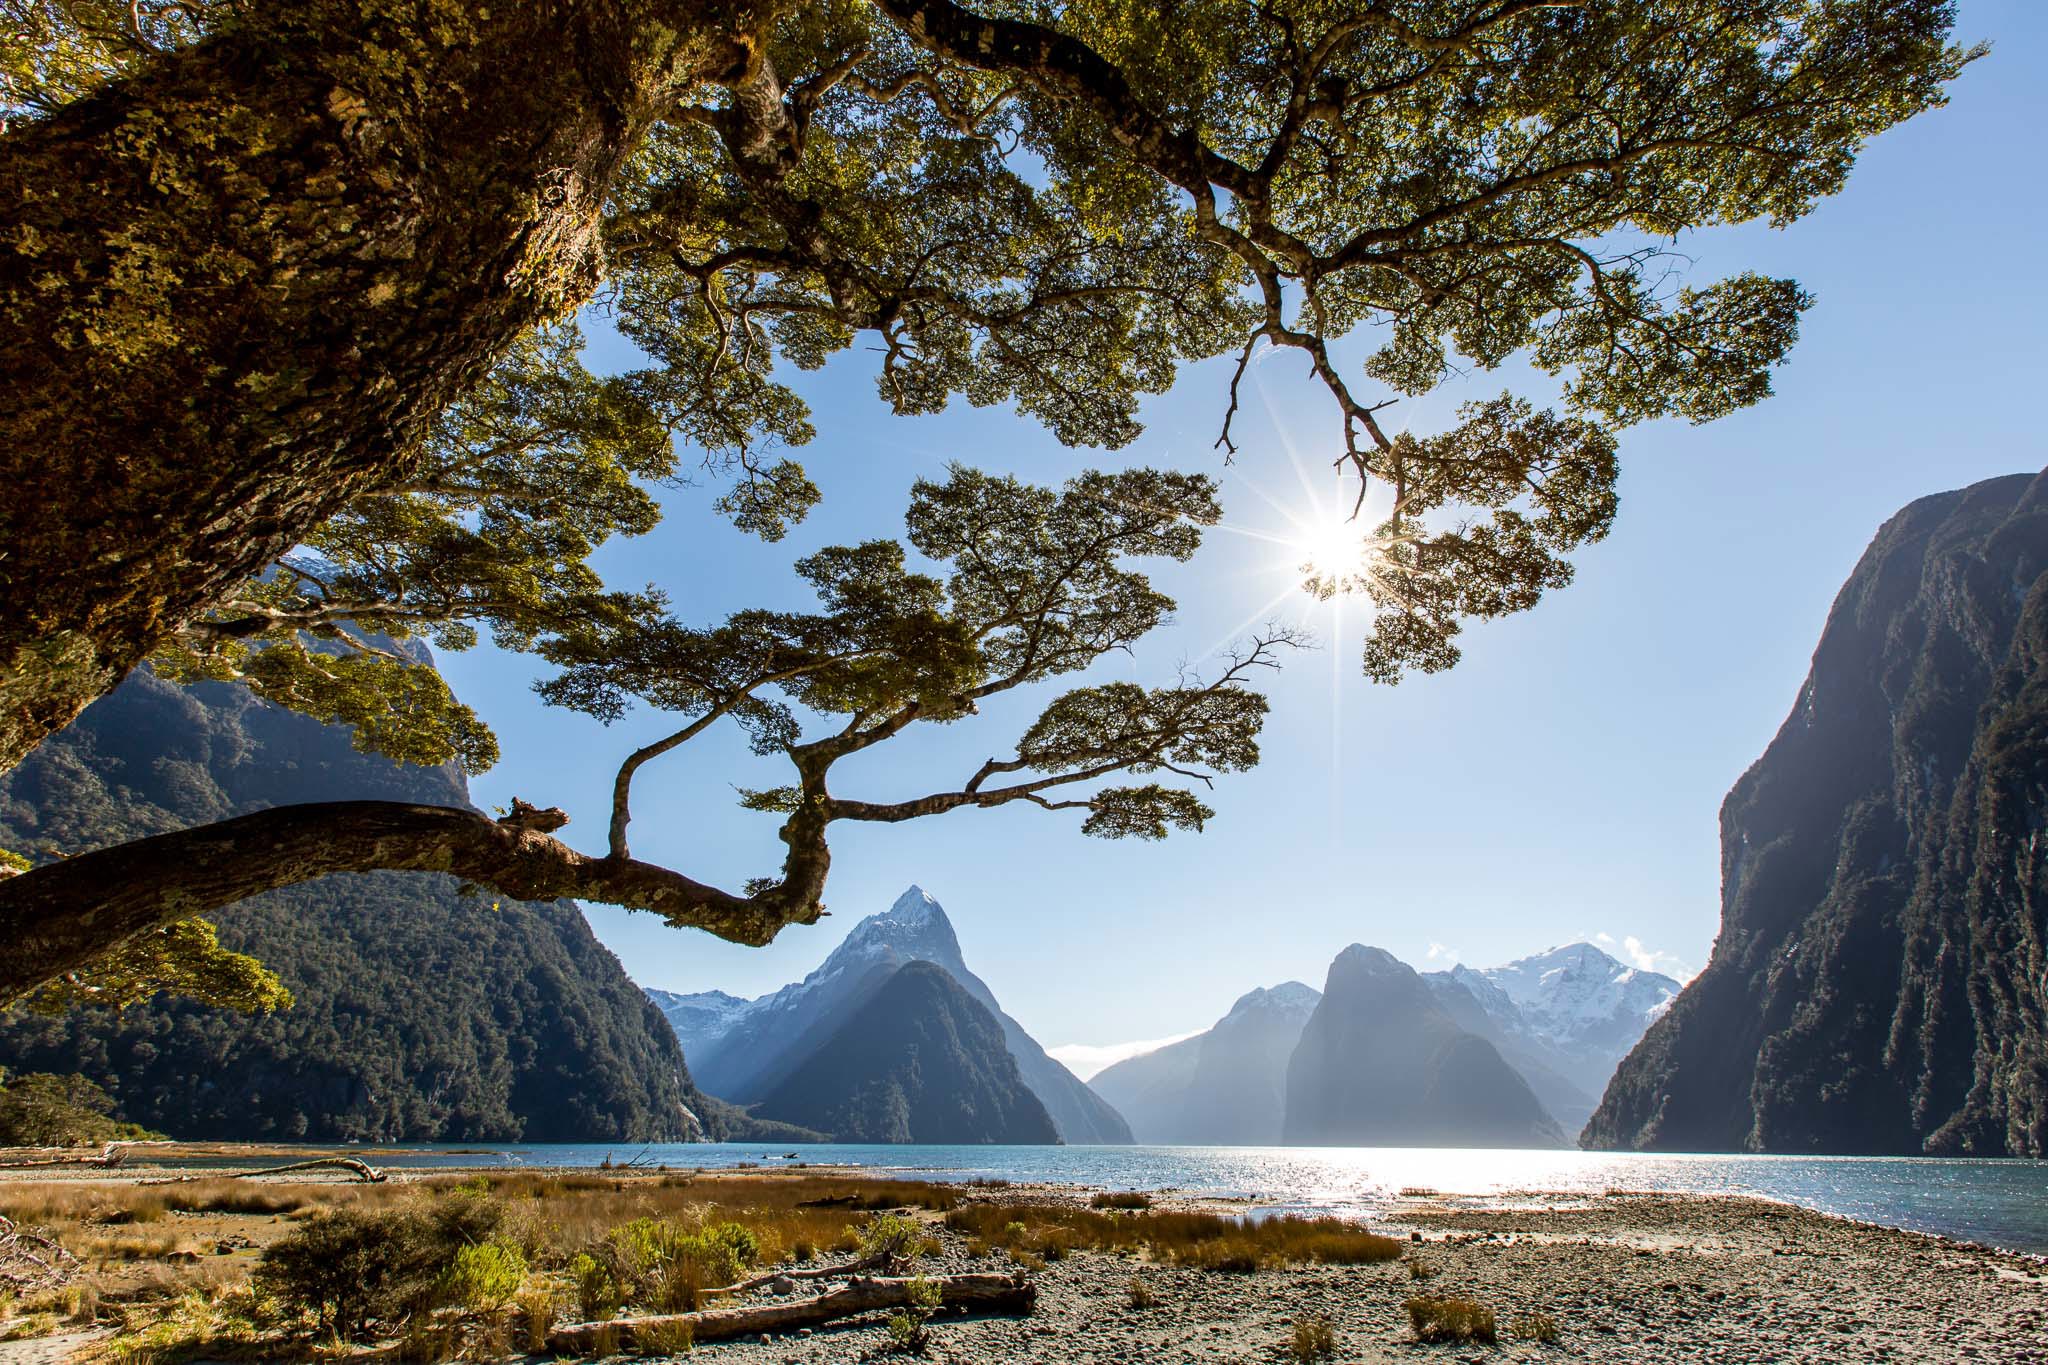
<box><xmin>367</xmin><ymin>1144</ymin><xmax>2048</xmax><ymax>1255</ymax></box>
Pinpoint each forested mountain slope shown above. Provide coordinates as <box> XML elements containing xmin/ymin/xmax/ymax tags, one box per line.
<box><xmin>0</xmin><ymin>667</ymin><xmax>711</xmax><ymax>1142</ymax></box>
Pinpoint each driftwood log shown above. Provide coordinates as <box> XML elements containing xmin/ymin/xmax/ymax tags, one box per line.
<box><xmin>0</xmin><ymin>1141</ymin><xmax>127</xmax><ymax>1169</ymax></box>
<box><xmin>545</xmin><ymin>1272</ymin><xmax>1036</xmax><ymax>1354</ymax></box>
<box><xmin>138</xmin><ymin>1156</ymin><xmax>387</xmax><ymax>1185</ymax></box>
<box><xmin>0</xmin><ymin>1214</ymin><xmax>79</xmax><ymax>1292</ymax></box>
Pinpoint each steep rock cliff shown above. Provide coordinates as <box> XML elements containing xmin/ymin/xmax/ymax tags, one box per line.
<box><xmin>1587</xmin><ymin>471</ymin><xmax>2048</xmax><ymax>1155</ymax></box>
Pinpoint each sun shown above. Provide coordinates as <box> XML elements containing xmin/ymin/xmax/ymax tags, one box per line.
<box><xmin>1287</xmin><ymin>510</ymin><xmax>1372</xmax><ymax>600</ymax></box>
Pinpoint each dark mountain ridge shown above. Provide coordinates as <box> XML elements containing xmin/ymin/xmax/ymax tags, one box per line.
<box><xmin>0</xmin><ymin>667</ymin><xmax>713</xmax><ymax>1143</ymax></box>
<box><xmin>750</xmin><ymin>961</ymin><xmax>1060</xmax><ymax>1144</ymax></box>
<box><xmin>1283</xmin><ymin>945</ymin><xmax>1567</xmax><ymax>1148</ymax></box>
<box><xmin>1588</xmin><ymin>470</ymin><xmax>2048</xmax><ymax>1155</ymax></box>
<box><xmin>658</xmin><ymin>887</ymin><xmax>1131</xmax><ymax>1144</ymax></box>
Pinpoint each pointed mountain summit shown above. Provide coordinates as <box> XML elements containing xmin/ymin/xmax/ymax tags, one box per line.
<box><xmin>1091</xmin><ymin>982</ymin><xmax>1321</xmax><ymax>1143</ymax></box>
<box><xmin>1284</xmin><ymin>945</ymin><xmax>1566</xmax><ymax>1148</ymax></box>
<box><xmin>752</xmin><ymin>962</ymin><xmax>1060</xmax><ymax>1144</ymax></box>
<box><xmin>656</xmin><ymin>886</ymin><xmax>1131</xmax><ymax>1144</ymax></box>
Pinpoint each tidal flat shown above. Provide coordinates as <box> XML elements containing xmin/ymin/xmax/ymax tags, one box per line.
<box><xmin>0</xmin><ymin>1156</ymin><xmax>2040</xmax><ymax>1363</ymax></box>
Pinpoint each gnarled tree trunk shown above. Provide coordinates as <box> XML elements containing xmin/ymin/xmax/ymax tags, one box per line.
<box><xmin>0</xmin><ymin>800</ymin><xmax>821</xmax><ymax>1004</ymax></box>
<box><xmin>0</xmin><ymin>1</ymin><xmax>774</xmax><ymax>771</ymax></box>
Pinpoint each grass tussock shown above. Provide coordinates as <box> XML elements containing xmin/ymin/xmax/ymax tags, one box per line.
<box><xmin>1125</xmin><ymin>1275</ymin><xmax>1156</xmax><ymax>1309</ymax></box>
<box><xmin>1289</xmin><ymin>1314</ymin><xmax>1338</xmax><ymax>1359</ymax></box>
<box><xmin>1406</xmin><ymin>1294</ymin><xmax>1497</xmax><ymax>1344</ymax></box>
<box><xmin>1513</xmin><ymin>1310</ymin><xmax>1561</xmax><ymax>1343</ymax></box>
<box><xmin>943</xmin><ymin>1203</ymin><xmax>1402</xmax><ymax>1271</ymax></box>
<box><xmin>1089</xmin><ymin>1191</ymin><xmax>1152</xmax><ymax>1210</ymax></box>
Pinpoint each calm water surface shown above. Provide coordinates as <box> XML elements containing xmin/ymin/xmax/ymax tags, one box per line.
<box><xmin>356</xmin><ymin>1143</ymin><xmax>2048</xmax><ymax>1255</ymax></box>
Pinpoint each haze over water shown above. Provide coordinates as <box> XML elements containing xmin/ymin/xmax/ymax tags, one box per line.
<box><xmin>353</xmin><ymin>1144</ymin><xmax>2048</xmax><ymax>1256</ymax></box>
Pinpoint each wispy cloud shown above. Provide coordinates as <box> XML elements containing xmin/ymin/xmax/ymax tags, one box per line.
<box><xmin>1622</xmin><ymin>935</ymin><xmax>1693</xmax><ymax>978</ymax></box>
<box><xmin>1425</xmin><ymin>942</ymin><xmax>1459</xmax><ymax>963</ymax></box>
<box><xmin>1048</xmin><ymin>1030</ymin><xmax>1205</xmax><ymax>1081</ymax></box>
<box><xmin>1577</xmin><ymin>929</ymin><xmax>1695</xmax><ymax>980</ymax></box>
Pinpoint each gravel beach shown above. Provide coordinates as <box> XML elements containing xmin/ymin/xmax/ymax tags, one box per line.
<box><xmin>687</xmin><ymin>1190</ymin><xmax>2047</xmax><ymax>1365</ymax></box>
<box><xmin>2</xmin><ymin>1164</ymin><xmax>2042</xmax><ymax>1363</ymax></box>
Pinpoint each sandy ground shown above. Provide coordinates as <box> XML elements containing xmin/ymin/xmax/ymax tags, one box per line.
<box><xmin>0</xmin><ymin>1155</ymin><xmax>2042</xmax><ymax>1362</ymax></box>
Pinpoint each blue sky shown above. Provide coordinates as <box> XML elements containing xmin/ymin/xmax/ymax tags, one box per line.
<box><xmin>442</xmin><ymin>0</ymin><xmax>2046</xmax><ymax>1056</ymax></box>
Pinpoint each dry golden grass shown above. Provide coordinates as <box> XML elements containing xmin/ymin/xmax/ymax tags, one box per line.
<box><xmin>1289</xmin><ymin>1314</ymin><xmax>1338</xmax><ymax>1359</ymax></box>
<box><xmin>1406</xmin><ymin>1294</ymin><xmax>1497</xmax><ymax>1343</ymax></box>
<box><xmin>1089</xmin><ymin>1191</ymin><xmax>1152</xmax><ymax>1210</ymax></box>
<box><xmin>2</xmin><ymin>1172</ymin><xmax>1008</xmax><ymax>1359</ymax></box>
<box><xmin>943</xmin><ymin>1203</ymin><xmax>1403</xmax><ymax>1271</ymax></box>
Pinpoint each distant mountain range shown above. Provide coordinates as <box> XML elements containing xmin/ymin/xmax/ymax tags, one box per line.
<box><xmin>1589</xmin><ymin>469</ymin><xmax>2048</xmax><ymax>1156</ymax></box>
<box><xmin>1091</xmin><ymin>983</ymin><xmax>1320</xmax><ymax>1144</ymax></box>
<box><xmin>1424</xmin><ymin>945</ymin><xmax>1677</xmax><ymax>1135</ymax></box>
<box><xmin>1092</xmin><ymin>941</ymin><xmax>1674</xmax><ymax>1146</ymax></box>
<box><xmin>649</xmin><ymin>887</ymin><xmax>1130</xmax><ymax>1144</ymax></box>
<box><xmin>1287</xmin><ymin>946</ymin><xmax>1566</xmax><ymax>1148</ymax></box>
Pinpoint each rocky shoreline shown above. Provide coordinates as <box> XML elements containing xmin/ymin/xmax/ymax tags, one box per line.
<box><xmin>700</xmin><ymin>1187</ymin><xmax>2046</xmax><ymax>1364</ymax></box>
<box><xmin>1</xmin><ymin>1159</ymin><xmax>2042</xmax><ymax>1363</ymax></box>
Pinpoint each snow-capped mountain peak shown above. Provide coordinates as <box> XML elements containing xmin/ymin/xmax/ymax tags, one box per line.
<box><xmin>1456</xmin><ymin>942</ymin><xmax>1679</xmax><ymax>1053</ymax></box>
<box><xmin>1226</xmin><ymin>981</ymin><xmax>1321</xmax><ymax>1017</ymax></box>
<box><xmin>829</xmin><ymin>884</ymin><xmax>965</xmax><ymax>970</ymax></box>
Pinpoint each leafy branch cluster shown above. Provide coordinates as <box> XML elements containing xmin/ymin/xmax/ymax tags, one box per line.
<box><xmin>535</xmin><ymin>465</ymin><xmax>1294</xmax><ymax>935</ymax></box>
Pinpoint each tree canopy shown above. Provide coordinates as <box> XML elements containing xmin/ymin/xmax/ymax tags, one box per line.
<box><xmin>0</xmin><ymin>465</ymin><xmax>1290</xmax><ymax>1002</ymax></box>
<box><xmin>0</xmin><ymin>0</ymin><xmax>1978</xmax><ymax>999</ymax></box>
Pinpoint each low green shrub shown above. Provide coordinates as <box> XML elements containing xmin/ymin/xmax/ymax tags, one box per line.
<box><xmin>595</xmin><ymin>1216</ymin><xmax>760</xmax><ymax>1313</ymax></box>
<box><xmin>252</xmin><ymin>1196</ymin><xmax>506</xmax><ymax>1340</ymax></box>
<box><xmin>1406</xmin><ymin>1295</ymin><xmax>1497</xmax><ymax>1344</ymax></box>
<box><xmin>854</xmin><ymin>1212</ymin><xmax>923</xmax><ymax>1265</ymax></box>
<box><xmin>435</xmin><ymin>1240</ymin><xmax>526</xmax><ymax>1313</ymax></box>
<box><xmin>885</xmin><ymin>1275</ymin><xmax>943</xmax><ymax>1354</ymax></box>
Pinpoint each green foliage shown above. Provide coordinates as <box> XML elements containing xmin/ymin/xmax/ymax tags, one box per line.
<box><xmin>885</xmin><ymin>1274</ymin><xmax>944</xmax><ymax>1353</ymax></box>
<box><xmin>853</xmin><ymin>1213</ymin><xmax>924</xmax><ymax>1265</ymax></box>
<box><xmin>592</xmin><ymin>1216</ymin><xmax>760</xmax><ymax>1313</ymax></box>
<box><xmin>154</xmin><ymin>642</ymin><xmax>499</xmax><ymax>774</ymax></box>
<box><xmin>17</xmin><ymin>917</ymin><xmax>290</xmax><ymax>1016</ymax></box>
<box><xmin>569</xmin><ymin>1252</ymin><xmax>622</xmax><ymax>1321</ymax></box>
<box><xmin>1406</xmin><ymin>1295</ymin><xmax>1498</xmax><ymax>1344</ymax></box>
<box><xmin>435</xmin><ymin>1240</ymin><xmax>527</xmax><ymax>1314</ymax></box>
<box><xmin>541</xmin><ymin>464</ymin><xmax>1280</xmax><ymax>893</ymax></box>
<box><xmin>0</xmin><ymin>0</ymin><xmax>206</xmax><ymax>121</ymax></box>
<box><xmin>0</xmin><ymin>1070</ymin><xmax>164</xmax><ymax>1146</ymax></box>
<box><xmin>6</xmin><ymin>0</ymin><xmax>1965</xmax><ymax>778</ymax></box>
